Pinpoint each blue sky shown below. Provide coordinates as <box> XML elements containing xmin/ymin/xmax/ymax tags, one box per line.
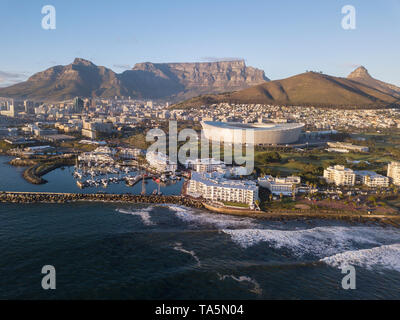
<box><xmin>0</xmin><ymin>0</ymin><xmax>399</xmax><ymax>86</ymax></box>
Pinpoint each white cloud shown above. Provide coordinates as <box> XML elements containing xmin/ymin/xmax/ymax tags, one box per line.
<box><xmin>0</xmin><ymin>71</ymin><xmax>27</xmax><ymax>87</ymax></box>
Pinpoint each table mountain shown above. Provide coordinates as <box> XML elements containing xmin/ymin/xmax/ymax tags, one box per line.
<box><xmin>0</xmin><ymin>59</ymin><xmax>268</xmax><ymax>102</ymax></box>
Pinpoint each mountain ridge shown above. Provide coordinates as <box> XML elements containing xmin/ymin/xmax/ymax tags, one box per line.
<box><xmin>172</xmin><ymin>69</ymin><xmax>400</xmax><ymax>109</ymax></box>
<box><xmin>347</xmin><ymin>66</ymin><xmax>400</xmax><ymax>98</ymax></box>
<box><xmin>0</xmin><ymin>59</ymin><xmax>268</xmax><ymax>102</ymax></box>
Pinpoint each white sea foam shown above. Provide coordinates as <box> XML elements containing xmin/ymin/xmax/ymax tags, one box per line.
<box><xmin>320</xmin><ymin>244</ymin><xmax>400</xmax><ymax>272</ymax></box>
<box><xmin>222</xmin><ymin>226</ymin><xmax>400</xmax><ymax>259</ymax></box>
<box><xmin>116</xmin><ymin>208</ymin><xmax>154</xmax><ymax>226</ymax></box>
<box><xmin>173</xmin><ymin>242</ymin><xmax>201</xmax><ymax>267</ymax></box>
<box><xmin>218</xmin><ymin>273</ymin><xmax>262</xmax><ymax>295</ymax></box>
<box><xmin>166</xmin><ymin>204</ymin><xmax>256</xmax><ymax>229</ymax></box>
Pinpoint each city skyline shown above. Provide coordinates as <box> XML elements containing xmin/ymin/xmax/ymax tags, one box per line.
<box><xmin>1</xmin><ymin>0</ymin><xmax>400</xmax><ymax>87</ymax></box>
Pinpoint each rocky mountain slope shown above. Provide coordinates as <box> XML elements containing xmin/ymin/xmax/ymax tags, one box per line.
<box><xmin>347</xmin><ymin>66</ymin><xmax>400</xmax><ymax>98</ymax></box>
<box><xmin>173</xmin><ymin>70</ymin><xmax>400</xmax><ymax>109</ymax></box>
<box><xmin>0</xmin><ymin>59</ymin><xmax>268</xmax><ymax>102</ymax></box>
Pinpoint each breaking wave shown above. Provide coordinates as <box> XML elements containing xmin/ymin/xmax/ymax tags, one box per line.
<box><xmin>222</xmin><ymin>226</ymin><xmax>400</xmax><ymax>259</ymax></box>
<box><xmin>116</xmin><ymin>204</ymin><xmax>400</xmax><ymax>273</ymax></box>
<box><xmin>320</xmin><ymin>244</ymin><xmax>400</xmax><ymax>272</ymax></box>
<box><xmin>217</xmin><ymin>273</ymin><xmax>262</xmax><ymax>295</ymax></box>
<box><xmin>116</xmin><ymin>208</ymin><xmax>154</xmax><ymax>226</ymax></box>
<box><xmin>166</xmin><ymin>204</ymin><xmax>256</xmax><ymax>229</ymax></box>
<box><xmin>173</xmin><ymin>242</ymin><xmax>201</xmax><ymax>267</ymax></box>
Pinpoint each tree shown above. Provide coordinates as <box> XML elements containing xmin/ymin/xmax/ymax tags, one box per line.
<box><xmin>264</xmin><ymin>151</ymin><xmax>282</xmax><ymax>163</ymax></box>
<box><xmin>292</xmin><ymin>184</ymin><xmax>296</xmax><ymax>201</ymax></box>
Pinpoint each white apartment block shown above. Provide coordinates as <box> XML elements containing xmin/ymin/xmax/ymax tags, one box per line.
<box><xmin>327</xmin><ymin>142</ymin><xmax>369</xmax><ymax>153</ymax></box>
<box><xmin>187</xmin><ymin>171</ymin><xmax>258</xmax><ymax>205</ymax></box>
<box><xmin>185</xmin><ymin>158</ymin><xmax>226</xmax><ymax>173</ymax></box>
<box><xmin>78</xmin><ymin>152</ymin><xmax>114</xmax><ymax>163</ymax></box>
<box><xmin>146</xmin><ymin>151</ymin><xmax>177</xmax><ymax>173</ymax></box>
<box><xmin>388</xmin><ymin>161</ymin><xmax>400</xmax><ymax>186</ymax></box>
<box><xmin>258</xmin><ymin>175</ymin><xmax>301</xmax><ymax>195</ymax></box>
<box><xmin>119</xmin><ymin>148</ymin><xmax>143</xmax><ymax>159</ymax></box>
<box><xmin>323</xmin><ymin>165</ymin><xmax>356</xmax><ymax>186</ymax></box>
<box><xmin>355</xmin><ymin>171</ymin><xmax>389</xmax><ymax>188</ymax></box>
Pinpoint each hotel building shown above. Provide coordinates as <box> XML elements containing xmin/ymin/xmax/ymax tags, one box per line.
<box><xmin>187</xmin><ymin>171</ymin><xmax>258</xmax><ymax>205</ymax></box>
<box><xmin>323</xmin><ymin>165</ymin><xmax>356</xmax><ymax>186</ymax></box>
<box><xmin>258</xmin><ymin>175</ymin><xmax>301</xmax><ymax>195</ymax></box>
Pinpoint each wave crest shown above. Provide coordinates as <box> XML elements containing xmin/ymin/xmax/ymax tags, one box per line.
<box><xmin>166</xmin><ymin>204</ymin><xmax>256</xmax><ymax>229</ymax></box>
<box><xmin>320</xmin><ymin>244</ymin><xmax>400</xmax><ymax>272</ymax></box>
<box><xmin>116</xmin><ymin>208</ymin><xmax>154</xmax><ymax>226</ymax></box>
<box><xmin>222</xmin><ymin>226</ymin><xmax>400</xmax><ymax>259</ymax></box>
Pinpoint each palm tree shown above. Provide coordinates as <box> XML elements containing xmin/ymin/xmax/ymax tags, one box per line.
<box><xmin>292</xmin><ymin>184</ymin><xmax>296</xmax><ymax>201</ymax></box>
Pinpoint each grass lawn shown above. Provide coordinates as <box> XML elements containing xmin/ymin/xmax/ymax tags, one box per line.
<box><xmin>223</xmin><ymin>201</ymin><xmax>249</xmax><ymax>208</ymax></box>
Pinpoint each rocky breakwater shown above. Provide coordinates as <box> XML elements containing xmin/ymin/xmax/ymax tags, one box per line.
<box><xmin>22</xmin><ymin>156</ymin><xmax>76</xmax><ymax>185</ymax></box>
<box><xmin>9</xmin><ymin>158</ymin><xmax>37</xmax><ymax>167</ymax></box>
<box><xmin>0</xmin><ymin>192</ymin><xmax>205</xmax><ymax>208</ymax></box>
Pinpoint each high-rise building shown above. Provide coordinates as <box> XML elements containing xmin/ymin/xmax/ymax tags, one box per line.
<box><xmin>388</xmin><ymin>161</ymin><xmax>400</xmax><ymax>186</ymax></box>
<box><xmin>24</xmin><ymin>100</ymin><xmax>35</xmax><ymax>114</ymax></box>
<box><xmin>73</xmin><ymin>97</ymin><xmax>84</xmax><ymax>113</ymax></box>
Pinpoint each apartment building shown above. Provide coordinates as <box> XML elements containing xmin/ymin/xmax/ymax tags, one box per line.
<box><xmin>258</xmin><ymin>175</ymin><xmax>301</xmax><ymax>195</ymax></box>
<box><xmin>146</xmin><ymin>151</ymin><xmax>177</xmax><ymax>173</ymax></box>
<box><xmin>387</xmin><ymin>161</ymin><xmax>400</xmax><ymax>186</ymax></box>
<box><xmin>324</xmin><ymin>165</ymin><xmax>390</xmax><ymax>187</ymax></box>
<box><xmin>185</xmin><ymin>158</ymin><xmax>226</xmax><ymax>173</ymax></box>
<box><xmin>119</xmin><ymin>148</ymin><xmax>143</xmax><ymax>160</ymax></box>
<box><xmin>82</xmin><ymin>121</ymin><xmax>113</xmax><ymax>139</ymax></box>
<box><xmin>355</xmin><ymin>171</ymin><xmax>389</xmax><ymax>188</ymax></box>
<box><xmin>323</xmin><ymin>165</ymin><xmax>356</xmax><ymax>186</ymax></box>
<box><xmin>187</xmin><ymin>171</ymin><xmax>258</xmax><ymax>205</ymax></box>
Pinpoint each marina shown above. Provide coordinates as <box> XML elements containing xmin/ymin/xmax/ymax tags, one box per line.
<box><xmin>0</xmin><ymin>156</ymin><xmax>184</xmax><ymax>196</ymax></box>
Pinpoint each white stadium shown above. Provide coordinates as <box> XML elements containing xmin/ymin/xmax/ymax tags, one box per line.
<box><xmin>201</xmin><ymin>121</ymin><xmax>305</xmax><ymax>145</ymax></box>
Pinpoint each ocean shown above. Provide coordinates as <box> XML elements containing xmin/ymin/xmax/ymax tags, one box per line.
<box><xmin>0</xmin><ymin>157</ymin><xmax>399</xmax><ymax>299</ymax></box>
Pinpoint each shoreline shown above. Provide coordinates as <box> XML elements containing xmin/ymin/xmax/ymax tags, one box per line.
<box><xmin>1</xmin><ymin>191</ymin><xmax>399</xmax><ymax>227</ymax></box>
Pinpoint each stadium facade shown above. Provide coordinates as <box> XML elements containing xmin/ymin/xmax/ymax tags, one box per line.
<box><xmin>201</xmin><ymin>121</ymin><xmax>304</xmax><ymax>145</ymax></box>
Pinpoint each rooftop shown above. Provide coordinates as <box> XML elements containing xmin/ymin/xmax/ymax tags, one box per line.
<box><xmin>202</xmin><ymin>121</ymin><xmax>305</xmax><ymax>131</ymax></box>
<box><xmin>191</xmin><ymin>171</ymin><xmax>258</xmax><ymax>191</ymax></box>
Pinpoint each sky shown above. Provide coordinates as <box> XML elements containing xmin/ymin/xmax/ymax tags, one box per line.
<box><xmin>0</xmin><ymin>0</ymin><xmax>399</xmax><ymax>87</ymax></box>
